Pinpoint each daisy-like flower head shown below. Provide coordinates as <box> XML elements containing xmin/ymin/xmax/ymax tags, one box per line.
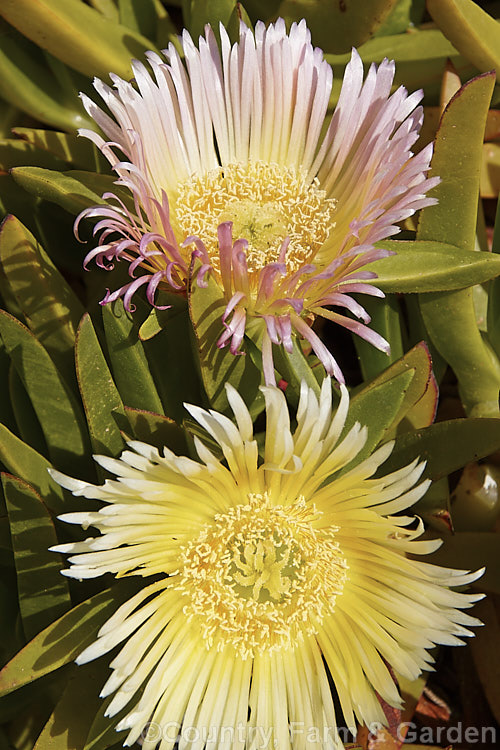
<box><xmin>77</xmin><ymin>19</ymin><xmax>438</xmax><ymax>384</ymax></box>
<box><xmin>52</xmin><ymin>381</ymin><xmax>482</xmax><ymax>749</ymax></box>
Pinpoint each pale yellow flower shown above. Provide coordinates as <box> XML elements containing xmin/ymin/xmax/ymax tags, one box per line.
<box><xmin>51</xmin><ymin>381</ymin><xmax>481</xmax><ymax>748</ymax></box>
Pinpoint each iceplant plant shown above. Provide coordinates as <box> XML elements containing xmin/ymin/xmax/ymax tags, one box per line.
<box><xmin>51</xmin><ymin>380</ymin><xmax>482</xmax><ymax>750</ymax></box>
<box><xmin>78</xmin><ymin>19</ymin><xmax>439</xmax><ymax>384</ymax></box>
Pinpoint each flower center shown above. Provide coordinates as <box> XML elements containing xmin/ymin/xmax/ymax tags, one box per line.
<box><xmin>176</xmin><ymin>493</ymin><xmax>347</xmax><ymax>658</ymax></box>
<box><xmin>174</xmin><ymin>161</ymin><xmax>336</xmax><ymax>274</ymax></box>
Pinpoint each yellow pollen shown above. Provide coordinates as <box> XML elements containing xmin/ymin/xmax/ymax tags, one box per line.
<box><xmin>174</xmin><ymin>161</ymin><xmax>336</xmax><ymax>275</ymax></box>
<box><xmin>176</xmin><ymin>493</ymin><xmax>347</xmax><ymax>659</ymax></box>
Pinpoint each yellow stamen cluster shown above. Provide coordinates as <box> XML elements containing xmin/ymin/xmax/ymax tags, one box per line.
<box><xmin>174</xmin><ymin>161</ymin><xmax>336</xmax><ymax>275</ymax></box>
<box><xmin>176</xmin><ymin>493</ymin><xmax>347</xmax><ymax>659</ymax></box>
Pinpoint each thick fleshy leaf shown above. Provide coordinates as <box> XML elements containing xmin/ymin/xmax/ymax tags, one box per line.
<box><xmin>375</xmin><ymin>0</ymin><xmax>426</xmax><ymax>36</ymax></box>
<box><xmin>124</xmin><ymin>407</ymin><xmax>189</xmax><ymax>456</ymax></box>
<box><xmin>0</xmin><ymin>216</ymin><xmax>84</xmax><ymax>380</ymax></box>
<box><xmin>480</xmin><ymin>142</ymin><xmax>500</xmax><ymax>199</ymax></box>
<box><xmin>183</xmin><ymin>0</ymin><xmax>240</xmax><ymax>41</ymax></box>
<box><xmin>10</xmin><ymin>168</ymin><xmax>125</xmax><ymax>216</ymax></box>
<box><xmin>119</xmin><ymin>0</ymin><xmax>162</xmax><ymax>38</ymax></box>
<box><xmin>34</xmin><ymin>663</ymin><xmax>107</xmax><ymax>750</ymax></box>
<box><xmin>188</xmin><ymin>267</ymin><xmax>261</xmax><ymax>416</ymax></box>
<box><xmin>0</xmin><ymin>667</ymin><xmax>71</xmax><ymax>734</ymax></box>
<box><xmin>354</xmin><ymin>342</ymin><xmax>436</xmax><ymax>437</ymax></box>
<box><xmin>324</xmin><ymin>26</ymin><xmax>479</xmax><ymax>107</ymax></box>
<box><xmin>138</xmin><ymin>307</ymin><xmax>169</xmax><ymax>341</ymax></box>
<box><xmin>0</xmin><ymin>583</ymin><xmax>134</xmax><ymax>698</ymax></box>
<box><xmin>382</xmin><ymin>417</ymin><xmax>500</xmax><ymax>492</ymax></box>
<box><xmin>418</xmin><ymin>74</ymin><xmax>496</xmax><ymax>251</ymax></box>
<box><xmin>421</xmin><ymin>287</ymin><xmax>500</xmax><ymax>417</ymax></box>
<box><xmin>9</xmin><ymin>363</ymin><xmax>47</xmax><ymax>456</ymax></box>
<box><xmin>0</xmin><ymin>423</ymin><xmax>66</xmax><ymax>514</ymax></box>
<box><xmin>370</xmin><ymin>239</ymin><xmax>500</xmax><ymax>292</ymax></box>
<box><xmin>142</xmin><ymin>306</ymin><xmax>204</xmax><ymax>424</ymax></box>
<box><xmin>0</xmin><ymin>0</ymin><xmax>158</xmax><ymax>81</ymax></box>
<box><xmin>89</xmin><ymin>0</ymin><xmax>119</xmax><ymax>21</ymax></box>
<box><xmin>0</xmin><ymin>342</ymin><xmax>16</xmax><ymax>433</ymax></box>
<box><xmin>0</xmin><ymin>21</ymin><xmax>90</xmax><ymax>133</ymax></box>
<box><xmin>417</xmin><ymin>72</ymin><xmax>500</xmax><ymax>417</ymax></box>
<box><xmin>75</xmin><ymin>314</ymin><xmax>126</xmax><ymax>459</ymax></box>
<box><xmin>0</xmin><ymin>139</ymin><xmax>65</xmax><ymax>171</ymax></box>
<box><xmin>487</xmin><ymin>200</ymin><xmax>500</xmax><ymax>360</ymax></box>
<box><xmin>0</xmin><ymin>311</ymin><xmax>90</xmax><ymax>476</ymax></box>
<box><xmin>226</xmin><ymin>2</ymin><xmax>253</xmax><ymax>43</ymax></box>
<box><xmin>354</xmin><ymin>295</ymin><xmax>403</xmax><ymax>381</ymax></box>
<box><xmin>342</xmin><ymin>369</ymin><xmax>415</xmax><ymax>469</ymax></box>
<box><xmin>428</xmin><ymin>0</ymin><xmax>500</xmax><ymax>83</ymax></box>
<box><xmin>12</xmin><ymin>128</ymin><xmax>109</xmax><ymax>172</ymax></box>
<box><xmin>276</xmin><ymin>0</ymin><xmax>399</xmax><ymax>53</ymax></box>
<box><xmin>0</xmin><ymin>564</ymin><xmax>22</xmax><ymax>668</ymax></box>
<box><xmin>271</xmin><ymin>337</ymin><xmax>321</xmax><ymax>405</ymax></box>
<box><xmin>2</xmin><ymin>474</ymin><xmax>71</xmax><ymax>641</ymax></box>
<box><xmin>84</xmin><ymin>691</ymin><xmax>128</xmax><ymax>750</ymax></box>
<box><xmin>141</xmin><ymin>1</ymin><xmax>178</xmax><ymax>48</ymax></box>
<box><xmin>103</xmin><ymin>301</ymin><xmax>164</xmax><ymax>415</ymax></box>
<box><xmin>428</xmin><ymin>532</ymin><xmax>498</xmax><ymax>594</ymax></box>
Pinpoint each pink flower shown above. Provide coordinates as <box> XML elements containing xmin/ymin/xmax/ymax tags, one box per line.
<box><xmin>77</xmin><ymin>20</ymin><xmax>438</xmax><ymax>384</ymax></box>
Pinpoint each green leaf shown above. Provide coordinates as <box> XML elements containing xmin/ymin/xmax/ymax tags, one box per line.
<box><xmin>0</xmin><ymin>21</ymin><xmax>91</xmax><ymax>133</ymax></box>
<box><xmin>428</xmin><ymin>0</ymin><xmax>500</xmax><ymax>84</ymax></box>
<box><xmin>324</xmin><ymin>27</ymin><xmax>481</xmax><ymax>108</ymax></box>
<box><xmin>0</xmin><ymin>311</ymin><xmax>91</xmax><ymax>476</ymax></box>
<box><xmin>9</xmin><ymin>363</ymin><xmax>47</xmax><ymax>456</ymax></box>
<box><xmin>342</xmin><ymin>369</ymin><xmax>415</xmax><ymax>468</ymax></box>
<box><xmin>0</xmin><ymin>342</ymin><xmax>16</xmax><ymax>433</ymax></box>
<box><xmin>103</xmin><ymin>302</ymin><xmax>164</xmax><ymax>415</ymax></box>
<box><xmin>12</xmin><ymin>128</ymin><xmax>109</xmax><ymax>172</ymax></box>
<box><xmin>418</xmin><ymin>74</ymin><xmax>496</xmax><ymax>251</ymax></box>
<box><xmin>0</xmin><ymin>216</ymin><xmax>84</xmax><ymax>380</ymax></box>
<box><xmin>2</xmin><ymin>474</ymin><xmax>71</xmax><ymax>641</ymax></box>
<box><xmin>0</xmin><ymin>423</ymin><xmax>66</xmax><ymax>514</ymax></box>
<box><xmin>421</xmin><ymin>288</ymin><xmax>500</xmax><ymax>417</ymax></box>
<box><xmin>0</xmin><ymin>583</ymin><xmax>134</xmax><ymax>698</ymax></box>
<box><xmin>353</xmin><ymin>341</ymin><xmax>435</xmax><ymax>435</ymax></box>
<box><xmin>118</xmin><ymin>0</ymin><xmax>177</xmax><ymax>45</ymax></box>
<box><xmin>375</xmin><ymin>0</ymin><xmax>426</xmax><ymax>36</ymax></box>
<box><xmin>226</xmin><ymin>2</ymin><xmax>253</xmax><ymax>43</ymax></box>
<box><xmin>0</xmin><ymin>0</ymin><xmax>158</xmax><ymax>81</ymax></box>
<box><xmin>428</xmin><ymin>532</ymin><xmax>499</xmax><ymax>594</ymax></box>
<box><xmin>416</xmin><ymin>72</ymin><xmax>500</xmax><ymax>417</ymax></box>
<box><xmin>382</xmin><ymin>417</ymin><xmax>500</xmax><ymax>487</ymax></box>
<box><xmin>276</xmin><ymin>0</ymin><xmax>399</xmax><ymax>53</ymax></box>
<box><xmin>271</xmin><ymin>336</ymin><xmax>321</xmax><ymax>406</ymax></box>
<box><xmin>0</xmin><ymin>139</ymin><xmax>65</xmax><ymax>172</ymax></box>
<box><xmin>34</xmin><ymin>663</ymin><xmax>106</xmax><ymax>750</ymax></box>
<box><xmin>369</xmin><ymin>239</ymin><xmax>500</xmax><ymax>292</ymax></box>
<box><xmin>487</xmin><ymin>198</ymin><xmax>500</xmax><ymax>360</ymax></box>
<box><xmin>187</xmin><ymin>0</ymin><xmax>239</xmax><ymax>40</ymax></box>
<box><xmin>0</xmin><ymin>565</ymin><xmax>23</xmax><ymax>667</ymax></box>
<box><xmin>75</xmin><ymin>314</ymin><xmax>126</xmax><ymax>458</ymax></box>
<box><xmin>84</xmin><ymin>691</ymin><xmax>128</xmax><ymax>750</ymax></box>
<box><xmin>188</xmin><ymin>267</ymin><xmax>261</xmax><ymax>415</ymax></box>
<box><xmin>124</xmin><ymin>407</ymin><xmax>190</xmax><ymax>456</ymax></box>
<box><xmin>10</xmin><ymin>168</ymin><xmax>124</xmax><ymax>216</ymax></box>
<box><xmin>144</xmin><ymin>303</ymin><xmax>205</xmax><ymax>423</ymax></box>
<box><xmin>354</xmin><ymin>295</ymin><xmax>403</xmax><ymax>381</ymax></box>
<box><xmin>138</xmin><ymin>307</ymin><xmax>169</xmax><ymax>341</ymax></box>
